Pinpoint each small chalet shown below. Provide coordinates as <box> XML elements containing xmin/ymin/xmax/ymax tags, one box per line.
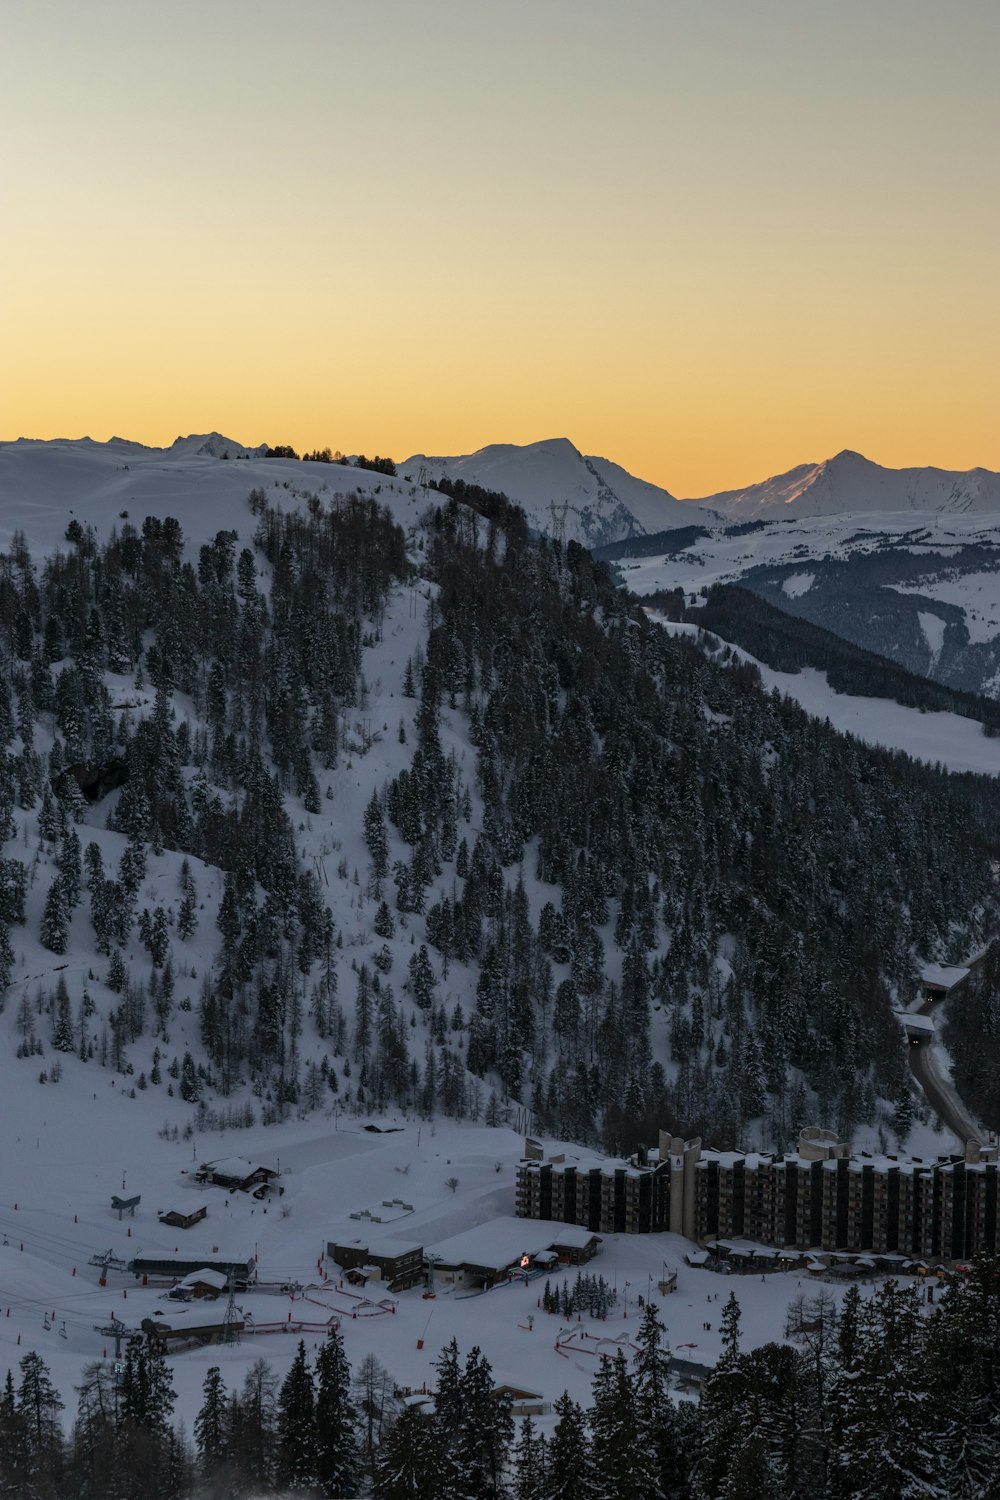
<box><xmin>670</xmin><ymin>1350</ymin><xmax>714</xmax><ymax>1389</ymax></box>
<box><xmin>195</xmin><ymin>1158</ymin><xmax>279</xmax><ymax>1195</ymax></box>
<box><xmin>547</xmin><ymin>1227</ymin><xmax>601</xmax><ymax>1265</ymax></box>
<box><xmin>170</xmin><ymin>1268</ymin><xmax>229</xmax><ymax>1300</ymax></box>
<box><xmin>158</xmin><ymin>1205</ymin><xmax>208</xmax><ymax>1231</ymax></box>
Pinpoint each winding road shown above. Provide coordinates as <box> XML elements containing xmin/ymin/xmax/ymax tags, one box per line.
<box><xmin>908</xmin><ymin>1016</ymin><xmax>980</xmax><ymax>1147</ymax></box>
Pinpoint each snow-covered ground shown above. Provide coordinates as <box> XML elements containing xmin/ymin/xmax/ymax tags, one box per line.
<box><xmin>618</xmin><ymin>508</ymin><xmax>1000</xmax><ymax>607</ymax></box>
<box><xmin>0</xmin><ymin>1075</ymin><xmax>906</xmax><ymax>1432</ymax></box>
<box><xmin>0</xmin><ymin>436</ymin><xmax>432</xmax><ymax>559</ymax></box>
<box><xmin>890</xmin><ymin>572</ymin><xmax>1000</xmax><ymax>645</ymax></box>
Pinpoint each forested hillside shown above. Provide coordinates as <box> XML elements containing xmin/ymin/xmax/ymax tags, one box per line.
<box><xmin>2</xmin><ymin>483</ymin><xmax>1000</xmax><ymax>1154</ymax></box>
<box><xmin>739</xmin><ymin>544</ymin><xmax>1000</xmax><ymax>697</ymax></box>
<box><xmin>673</xmin><ymin>583</ymin><xmax>1000</xmax><ymax>732</ymax></box>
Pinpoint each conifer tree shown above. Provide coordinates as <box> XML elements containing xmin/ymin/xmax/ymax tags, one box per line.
<box><xmin>408</xmin><ymin>944</ymin><xmax>436</xmax><ymax>1010</ymax></box>
<box><xmin>364</xmin><ymin>791</ymin><xmax>389</xmax><ymax>883</ymax></box>
<box><xmin>233</xmin><ymin>1358</ymin><xmax>279</xmax><ymax>1495</ymax></box>
<box><xmin>0</xmin><ymin>1368</ymin><xmax>32</xmax><ymax>1500</ymax></box>
<box><xmin>314</xmin><ymin>1325</ymin><xmax>360</xmax><ymax>1497</ymax></box>
<box><xmin>71</xmin><ymin>1361</ymin><xmax>121</xmax><ymax>1500</ymax></box>
<box><xmin>51</xmin><ymin>976</ymin><xmax>74</xmax><ymax>1053</ymax></box>
<box><xmin>16</xmin><ymin>1351</ymin><xmax>64</xmax><ymax>1494</ymax></box>
<box><xmin>633</xmin><ymin>1300</ymin><xmax>689</xmax><ymax>1498</ymax></box>
<box><xmin>513</xmin><ymin>1415</ymin><xmax>548</xmax><ymax>1500</ymax></box>
<box><xmin>194</xmin><ymin>1365</ymin><xmax>229</xmax><ymax>1493</ymax></box>
<box><xmin>373</xmin><ymin>1406</ymin><xmax>445</xmax><ymax>1500</ymax></box>
<box><xmin>277</xmin><ymin>1340</ymin><xmax>318</xmax><ymax>1492</ymax></box>
<box><xmin>543</xmin><ymin>1392</ymin><xmax>595</xmax><ymax>1500</ymax></box>
<box><xmin>40</xmin><ymin>877</ymin><xmax>69</xmax><ymax>955</ymax></box>
<box><xmin>590</xmin><ymin>1350</ymin><xmax>653</xmax><ymax>1500</ymax></box>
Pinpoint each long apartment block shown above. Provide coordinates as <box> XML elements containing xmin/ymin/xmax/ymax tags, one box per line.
<box><xmin>515</xmin><ymin>1128</ymin><xmax>1000</xmax><ymax>1260</ymax></box>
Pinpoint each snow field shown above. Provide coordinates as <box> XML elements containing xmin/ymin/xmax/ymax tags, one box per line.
<box><xmin>0</xmin><ymin>1085</ymin><xmax>891</xmax><ymax>1435</ymax></box>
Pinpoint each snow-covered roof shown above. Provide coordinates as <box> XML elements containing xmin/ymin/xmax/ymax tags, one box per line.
<box><xmin>707</xmin><ymin>1239</ymin><xmax>776</xmax><ymax>1257</ymax></box>
<box><xmin>178</xmin><ymin>1268</ymin><xmax>229</xmax><ymax>1290</ymax></box>
<box><xmin>366</xmin><ymin>1237</ymin><xmax>423</xmax><ymax>1259</ymax></box>
<box><xmin>543</xmin><ymin>1155</ymin><xmax>643</xmax><ymax>1178</ymax></box>
<box><xmin>549</xmin><ymin>1227</ymin><xmax>601</xmax><ymax>1250</ymax></box>
<box><xmin>899</xmin><ymin>1013</ymin><xmax>935</xmax><ymax>1032</ymax></box>
<box><xmin>203</xmin><ymin>1157</ymin><xmax>274</xmax><ymax>1179</ymax></box>
<box><xmin>919</xmin><ymin>962</ymin><xmax>969</xmax><ymax>991</ymax></box>
<box><xmin>696</xmin><ymin>1150</ymin><xmax>773</xmax><ymax>1170</ymax></box>
<box><xmin>427</xmin><ymin>1218</ymin><xmax>545</xmax><ymax>1271</ymax></box>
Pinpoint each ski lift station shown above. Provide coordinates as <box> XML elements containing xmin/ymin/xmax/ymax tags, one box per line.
<box><xmin>129</xmin><ymin>1251</ymin><xmax>257</xmax><ymax>1287</ymax></box>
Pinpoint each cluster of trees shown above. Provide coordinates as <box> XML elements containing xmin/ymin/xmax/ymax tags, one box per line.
<box><xmin>0</xmin><ymin>494</ymin><xmax>410</xmax><ymax>1111</ymax></box>
<box><xmin>691</xmin><ymin>1259</ymin><xmax>1000</xmax><ymax>1498</ymax></box>
<box><xmin>541</xmin><ymin>1271</ymin><xmax>617</xmax><ymax>1318</ymax></box>
<box><xmin>263</xmin><ymin>446</ymin><xmax>398</xmax><ymax>476</ymax></box>
<box><xmin>944</xmin><ymin>936</ymin><xmax>1000</xmax><ymax>1131</ymax></box>
<box><xmin>594</xmin><ymin>524</ymin><xmax>711</xmax><ymax>564</ymax></box>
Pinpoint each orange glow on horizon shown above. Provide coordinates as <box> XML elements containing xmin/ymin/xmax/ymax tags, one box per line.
<box><xmin>2</xmin><ymin>2</ymin><xmax>997</xmax><ymax>498</ymax></box>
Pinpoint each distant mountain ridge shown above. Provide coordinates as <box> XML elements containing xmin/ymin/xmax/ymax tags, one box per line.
<box><xmin>6</xmin><ymin>431</ymin><xmax>267</xmax><ymax>460</ymax></box>
<box><xmin>6</xmin><ymin>433</ymin><xmax>1000</xmax><ymax>540</ymax></box>
<box><xmin>689</xmin><ymin>449</ymin><xmax>1000</xmax><ymax>520</ymax></box>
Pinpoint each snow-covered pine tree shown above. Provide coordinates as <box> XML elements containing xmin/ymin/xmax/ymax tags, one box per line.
<box><xmin>39</xmin><ymin>877</ymin><xmax>69</xmax><ymax>955</ymax></box>
<box><xmin>314</xmin><ymin>1324</ymin><xmax>360</xmax><ymax>1498</ymax></box>
<box><xmin>276</xmin><ymin>1340</ymin><xmax>318</xmax><ymax>1492</ymax></box>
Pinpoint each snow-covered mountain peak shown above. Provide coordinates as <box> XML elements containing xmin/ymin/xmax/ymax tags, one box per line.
<box><xmin>167</xmin><ymin>432</ymin><xmax>268</xmax><ymax>460</ymax></box>
<box><xmin>690</xmin><ymin>450</ymin><xmax>1000</xmax><ymax>521</ymax></box>
<box><xmin>403</xmin><ymin>436</ymin><xmax>699</xmax><ymax>547</ymax></box>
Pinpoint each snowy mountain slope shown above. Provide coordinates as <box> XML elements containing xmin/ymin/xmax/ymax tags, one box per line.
<box><xmin>687</xmin><ymin>449</ymin><xmax>1000</xmax><ymax>520</ymax></box>
<box><xmin>615</xmin><ymin>509</ymin><xmax>1000</xmax><ymax>599</ymax></box>
<box><xmin>617</xmin><ymin>508</ymin><xmax>1000</xmax><ymax>697</ymax></box>
<box><xmin>166</xmin><ymin>432</ymin><xmax>269</xmax><ymax>460</ymax></box>
<box><xmin>0</xmin><ymin>436</ymin><xmax>431</xmax><ymax>555</ymax></box>
<box><xmin>403</xmin><ymin>437</ymin><xmax>704</xmax><ymax>546</ymax></box>
<box><xmin>649</xmin><ymin>615</ymin><xmax>1000</xmax><ymax>778</ymax></box>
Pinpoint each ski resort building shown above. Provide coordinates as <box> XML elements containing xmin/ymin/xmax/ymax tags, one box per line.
<box><xmin>515</xmin><ymin>1129</ymin><xmax>1000</xmax><ymax>1261</ymax></box>
<box><xmin>129</xmin><ymin>1252</ymin><xmax>257</xmax><ymax>1286</ymax></box>
<box><xmin>328</xmin><ymin>1237</ymin><xmax>426</xmax><ymax>1291</ymax></box>
<box><xmin>194</xmin><ymin>1158</ymin><xmax>279</xmax><ymax>1195</ymax></box>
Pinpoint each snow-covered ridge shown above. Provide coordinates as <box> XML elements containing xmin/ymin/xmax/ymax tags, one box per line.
<box><xmin>402</xmin><ymin>437</ymin><xmax>702</xmax><ymax>547</ymax></box>
<box><xmin>7</xmin><ymin>434</ymin><xmax>1000</xmax><ymax>544</ymax></box>
<box><xmin>0</xmin><ymin>435</ymin><xmax>429</xmax><ymax>556</ymax></box>
<box><xmin>687</xmin><ymin>449</ymin><xmax>1000</xmax><ymax>520</ymax></box>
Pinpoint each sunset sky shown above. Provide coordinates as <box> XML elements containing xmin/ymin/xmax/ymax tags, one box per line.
<box><xmin>2</xmin><ymin>0</ymin><xmax>997</xmax><ymax>496</ymax></box>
